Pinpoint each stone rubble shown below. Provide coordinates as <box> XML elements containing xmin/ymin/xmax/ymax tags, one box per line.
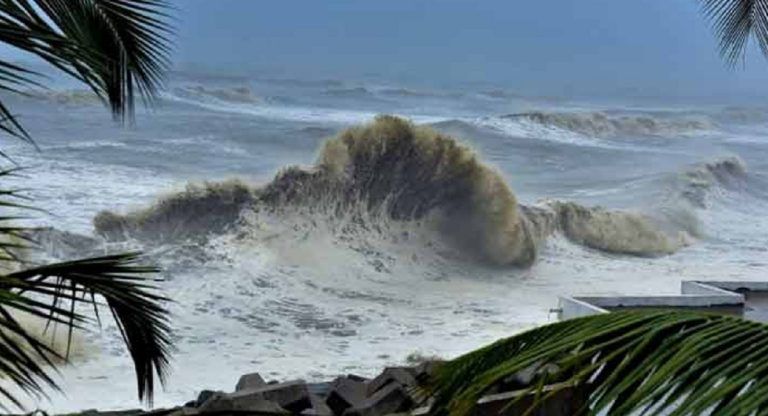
<box><xmin>59</xmin><ymin>360</ymin><xmax>586</xmax><ymax>416</ymax></box>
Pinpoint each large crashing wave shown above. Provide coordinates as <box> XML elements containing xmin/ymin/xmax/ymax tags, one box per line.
<box><xmin>95</xmin><ymin>116</ymin><xmax>694</xmax><ymax>267</ymax></box>
<box><xmin>503</xmin><ymin>111</ymin><xmax>715</xmax><ymax>138</ymax></box>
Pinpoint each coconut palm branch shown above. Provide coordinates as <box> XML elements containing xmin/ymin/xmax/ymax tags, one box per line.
<box><xmin>699</xmin><ymin>0</ymin><xmax>768</xmax><ymax>66</ymax></box>
<box><xmin>0</xmin><ymin>0</ymin><xmax>172</xmax><ymax>143</ymax></box>
<box><xmin>0</xmin><ymin>168</ymin><xmax>172</xmax><ymax>409</ymax></box>
<box><xmin>0</xmin><ymin>253</ymin><xmax>171</xmax><ymax>410</ymax></box>
<box><xmin>428</xmin><ymin>310</ymin><xmax>768</xmax><ymax>416</ymax></box>
<box><xmin>0</xmin><ymin>0</ymin><xmax>174</xmax><ymax>409</ymax></box>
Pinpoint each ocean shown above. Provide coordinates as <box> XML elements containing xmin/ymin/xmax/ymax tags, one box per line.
<box><xmin>3</xmin><ymin>70</ymin><xmax>768</xmax><ymax>411</ymax></box>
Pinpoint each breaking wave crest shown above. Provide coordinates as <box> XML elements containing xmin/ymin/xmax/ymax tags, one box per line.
<box><xmin>19</xmin><ymin>89</ymin><xmax>100</xmax><ymax>106</ymax></box>
<box><xmin>502</xmin><ymin>111</ymin><xmax>716</xmax><ymax>138</ymax></box>
<box><xmin>171</xmin><ymin>85</ymin><xmax>260</xmax><ymax>104</ymax></box>
<box><xmin>677</xmin><ymin>156</ymin><xmax>747</xmax><ymax>208</ymax></box>
<box><xmin>95</xmin><ymin>116</ymin><xmax>702</xmax><ymax>268</ymax></box>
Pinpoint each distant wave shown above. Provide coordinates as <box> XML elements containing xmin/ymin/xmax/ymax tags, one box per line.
<box><xmin>479</xmin><ymin>89</ymin><xmax>521</xmax><ymax>99</ymax></box>
<box><xmin>718</xmin><ymin>106</ymin><xmax>768</xmax><ymax>124</ymax></box>
<box><xmin>500</xmin><ymin>111</ymin><xmax>717</xmax><ymax>139</ymax></box>
<box><xmin>322</xmin><ymin>87</ymin><xmax>373</xmax><ymax>98</ymax></box>
<box><xmin>95</xmin><ymin>116</ymin><xmax>699</xmax><ymax>268</ymax></box>
<box><xmin>162</xmin><ymin>92</ymin><xmax>446</xmax><ymax>125</ymax></box>
<box><xmin>259</xmin><ymin>78</ymin><xmax>345</xmax><ymax>88</ymax></box>
<box><xmin>171</xmin><ymin>85</ymin><xmax>260</xmax><ymax>104</ymax></box>
<box><xmin>377</xmin><ymin>88</ymin><xmax>458</xmax><ymax>99</ymax></box>
<box><xmin>19</xmin><ymin>89</ymin><xmax>100</xmax><ymax>106</ymax></box>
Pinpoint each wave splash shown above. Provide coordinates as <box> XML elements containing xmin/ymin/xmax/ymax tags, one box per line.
<box><xmin>94</xmin><ymin>116</ymin><xmax>713</xmax><ymax>267</ymax></box>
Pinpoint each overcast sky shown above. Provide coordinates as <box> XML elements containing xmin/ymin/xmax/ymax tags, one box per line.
<box><xmin>4</xmin><ymin>1</ymin><xmax>768</xmax><ymax>98</ymax></box>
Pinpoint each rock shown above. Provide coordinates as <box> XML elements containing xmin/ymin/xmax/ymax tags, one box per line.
<box><xmin>345</xmin><ymin>374</ymin><xmax>369</xmax><ymax>383</ymax></box>
<box><xmin>343</xmin><ymin>383</ymin><xmax>413</xmax><ymax>416</ymax></box>
<box><xmin>413</xmin><ymin>361</ymin><xmax>443</xmax><ymax>383</ymax></box>
<box><xmin>198</xmin><ymin>390</ymin><xmax>288</xmax><ymax>414</ymax></box>
<box><xmin>197</xmin><ymin>380</ymin><xmax>310</xmax><ymax>413</ymax></box>
<box><xmin>325</xmin><ymin>376</ymin><xmax>368</xmax><ymax>415</ymax></box>
<box><xmin>307</xmin><ymin>381</ymin><xmax>333</xmax><ymax>397</ymax></box>
<box><xmin>195</xmin><ymin>390</ymin><xmax>220</xmax><ymax>407</ymax></box>
<box><xmin>366</xmin><ymin>367</ymin><xmax>417</xmax><ymax>395</ymax></box>
<box><xmin>301</xmin><ymin>394</ymin><xmax>334</xmax><ymax>416</ymax></box>
<box><xmin>76</xmin><ymin>410</ymin><xmax>146</xmax><ymax>416</ymax></box>
<box><xmin>162</xmin><ymin>407</ymin><xmax>199</xmax><ymax>416</ymax></box>
<box><xmin>145</xmin><ymin>408</ymin><xmax>185</xmax><ymax>416</ymax></box>
<box><xmin>237</xmin><ymin>372</ymin><xmax>268</xmax><ymax>391</ymax></box>
<box><xmin>248</xmin><ymin>379</ymin><xmax>312</xmax><ymax>413</ymax></box>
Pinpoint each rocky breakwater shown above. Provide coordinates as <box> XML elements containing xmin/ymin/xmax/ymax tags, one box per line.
<box><xmin>60</xmin><ymin>360</ymin><xmax>587</xmax><ymax>416</ymax></box>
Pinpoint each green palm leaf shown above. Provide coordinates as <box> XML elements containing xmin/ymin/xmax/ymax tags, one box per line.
<box><xmin>428</xmin><ymin>310</ymin><xmax>768</xmax><ymax>416</ymax></box>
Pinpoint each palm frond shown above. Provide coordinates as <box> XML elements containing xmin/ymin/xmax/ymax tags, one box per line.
<box><xmin>0</xmin><ymin>253</ymin><xmax>171</xmax><ymax>408</ymax></box>
<box><xmin>428</xmin><ymin>310</ymin><xmax>768</xmax><ymax>416</ymax></box>
<box><xmin>0</xmin><ymin>167</ymin><xmax>38</xmax><ymax>265</ymax></box>
<box><xmin>0</xmin><ymin>170</ymin><xmax>171</xmax><ymax>408</ymax></box>
<box><xmin>0</xmin><ymin>0</ymin><xmax>172</xmax><ymax>130</ymax></box>
<box><xmin>699</xmin><ymin>0</ymin><xmax>768</xmax><ymax>66</ymax></box>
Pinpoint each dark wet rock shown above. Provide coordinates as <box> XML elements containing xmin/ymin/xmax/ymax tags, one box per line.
<box><xmin>236</xmin><ymin>372</ymin><xmax>268</xmax><ymax>391</ymax></box>
<box><xmin>197</xmin><ymin>390</ymin><xmax>288</xmax><ymax>414</ymax></box>
<box><xmin>163</xmin><ymin>407</ymin><xmax>198</xmax><ymax>416</ymax></box>
<box><xmin>366</xmin><ymin>367</ymin><xmax>417</xmax><ymax>395</ymax></box>
<box><xmin>75</xmin><ymin>410</ymin><xmax>146</xmax><ymax>416</ymax></box>
<box><xmin>343</xmin><ymin>383</ymin><xmax>413</xmax><ymax>416</ymax></box>
<box><xmin>345</xmin><ymin>374</ymin><xmax>369</xmax><ymax>383</ymax></box>
<box><xmin>325</xmin><ymin>376</ymin><xmax>368</xmax><ymax>415</ymax></box>
<box><xmin>307</xmin><ymin>381</ymin><xmax>332</xmax><ymax>396</ymax></box>
<box><xmin>301</xmin><ymin>394</ymin><xmax>334</xmax><ymax>416</ymax></box>
<box><xmin>194</xmin><ymin>390</ymin><xmax>220</xmax><ymax>407</ymax></box>
<box><xmin>246</xmin><ymin>379</ymin><xmax>312</xmax><ymax>413</ymax></box>
<box><xmin>413</xmin><ymin>360</ymin><xmax>443</xmax><ymax>383</ymax></box>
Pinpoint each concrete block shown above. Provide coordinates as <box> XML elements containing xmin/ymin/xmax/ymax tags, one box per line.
<box><xmin>366</xmin><ymin>367</ymin><xmax>417</xmax><ymax>395</ymax></box>
<box><xmin>301</xmin><ymin>394</ymin><xmax>334</xmax><ymax>416</ymax></box>
<box><xmin>344</xmin><ymin>383</ymin><xmax>413</xmax><ymax>416</ymax></box>
<box><xmin>326</xmin><ymin>376</ymin><xmax>368</xmax><ymax>415</ymax></box>
<box><xmin>236</xmin><ymin>372</ymin><xmax>267</xmax><ymax>391</ymax></box>
<box><xmin>198</xmin><ymin>390</ymin><xmax>288</xmax><ymax>414</ymax></box>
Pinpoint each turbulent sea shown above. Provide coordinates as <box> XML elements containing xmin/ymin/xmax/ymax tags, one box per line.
<box><xmin>4</xmin><ymin>71</ymin><xmax>768</xmax><ymax>411</ymax></box>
